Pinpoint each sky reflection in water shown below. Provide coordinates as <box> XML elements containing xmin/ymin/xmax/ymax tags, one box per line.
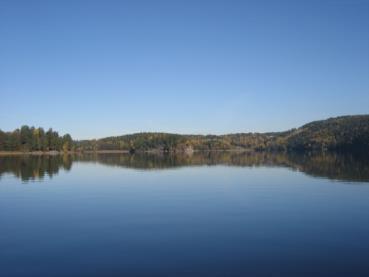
<box><xmin>1</xmin><ymin>152</ymin><xmax>369</xmax><ymax>276</ymax></box>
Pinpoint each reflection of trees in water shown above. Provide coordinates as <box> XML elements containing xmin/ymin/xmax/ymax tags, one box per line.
<box><xmin>1</xmin><ymin>151</ymin><xmax>369</xmax><ymax>182</ymax></box>
<box><xmin>0</xmin><ymin>154</ymin><xmax>73</xmax><ymax>182</ymax></box>
<box><xmin>285</xmin><ymin>151</ymin><xmax>369</xmax><ymax>182</ymax></box>
<box><xmin>80</xmin><ymin>152</ymin><xmax>292</xmax><ymax>169</ymax></box>
<box><xmin>88</xmin><ymin>151</ymin><xmax>369</xmax><ymax>182</ymax></box>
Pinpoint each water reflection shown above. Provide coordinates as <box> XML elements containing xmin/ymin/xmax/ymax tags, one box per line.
<box><xmin>1</xmin><ymin>151</ymin><xmax>369</xmax><ymax>182</ymax></box>
<box><xmin>0</xmin><ymin>154</ymin><xmax>73</xmax><ymax>182</ymax></box>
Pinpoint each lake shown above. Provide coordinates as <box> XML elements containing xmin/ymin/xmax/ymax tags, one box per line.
<box><xmin>1</xmin><ymin>152</ymin><xmax>369</xmax><ymax>276</ymax></box>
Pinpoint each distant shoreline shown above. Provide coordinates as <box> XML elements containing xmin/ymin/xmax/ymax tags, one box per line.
<box><xmin>1</xmin><ymin>115</ymin><xmax>369</xmax><ymax>154</ymax></box>
<box><xmin>0</xmin><ymin>150</ymin><xmax>128</xmax><ymax>156</ymax></box>
<box><xmin>0</xmin><ymin>149</ymin><xmax>256</xmax><ymax>156</ymax></box>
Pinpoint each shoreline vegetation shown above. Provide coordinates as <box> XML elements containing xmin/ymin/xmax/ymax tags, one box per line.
<box><xmin>1</xmin><ymin>115</ymin><xmax>368</xmax><ymax>155</ymax></box>
<box><xmin>0</xmin><ymin>150</ymin><xmax>131</xmax><ymax>156</ymax></box>
<box><xmin>0</xmin><ymin>149</ymin><xmax>256</xmax><ymax>156</ymax></box>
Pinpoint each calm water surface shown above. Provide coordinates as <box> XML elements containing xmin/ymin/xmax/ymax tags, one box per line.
<box><xmin>1</xmin><ymin>152</ymin><xmax>369</xmax><ymax>276</ymax></box>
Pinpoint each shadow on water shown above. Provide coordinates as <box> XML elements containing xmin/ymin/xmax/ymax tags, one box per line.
<box><xmin>0</xmin><ymin>151</ymin><xmax>369</xmax><ymax>183</ymax></box>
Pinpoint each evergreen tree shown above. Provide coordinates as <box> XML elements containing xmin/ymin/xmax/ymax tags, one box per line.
<box><xmin>0</xmin><ymin>130</ymin><xmax>5</xmax><ymax>151</ymax></box>
<box><xmin>62</xmin><ymin>134</ymin><xmax>73</xmax><ymax>152</ymax></box>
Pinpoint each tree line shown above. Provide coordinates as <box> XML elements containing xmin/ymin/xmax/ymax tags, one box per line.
<box><xmin>1</xmin><ymin>115</ymin><xmax>368</xmax><ymax>153</ymax></box>
<box><xmin>0</xmin><ymin>126</ymin><xmax>73</xmax><ymax>152</ymax></box>
<box><xmin>75</xmin><ymin>115</ymin><xmax>369</xmax><ymax>152</ymax></box>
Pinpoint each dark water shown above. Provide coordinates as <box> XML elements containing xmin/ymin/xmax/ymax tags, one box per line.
<box><xmin>1</xmin><ymin>152</ymin><xmax>369</xmax><ymax>277</ymax></box>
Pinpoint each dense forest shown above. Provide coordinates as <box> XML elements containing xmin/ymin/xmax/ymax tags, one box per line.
<box><xmin>1</xmin><ymin>115</ymin><xmax>368</xmax><ymax>153</ymax></box>
<box><xmin>0</xmin><ymin>126</ymin><xmax>73</xmax><ymax>152</ymax></box>
<box><xmin>75</xmin><ymin>115</ymin><xmax>369</xmax><ymax>152</ymax></box>
<box><xmin>273</xmin><ymin>115</ymin><xmax>369</xmax><ymax>151</ymax></box>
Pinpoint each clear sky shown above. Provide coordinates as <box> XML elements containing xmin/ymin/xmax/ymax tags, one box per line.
<box><xmin>0</xmin><ymin>0</ymin><xmax>368</xmax><ymax>139</ymax></box>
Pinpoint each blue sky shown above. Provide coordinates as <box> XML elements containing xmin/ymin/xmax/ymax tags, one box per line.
<box><xmin>1</xmin><ymin>0</ymin><xmax>368</xmax><ymax>139</ymax></box>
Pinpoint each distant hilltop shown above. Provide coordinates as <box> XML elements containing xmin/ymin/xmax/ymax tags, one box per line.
<box><xmin>1</xmin><ymin>115</ymin><xmax>369</xmax><ymax>153</ymax></box>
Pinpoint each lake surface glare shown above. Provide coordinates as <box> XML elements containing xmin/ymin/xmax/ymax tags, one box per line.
<box><xmin>1</xmin><ymin>152</ymin><xmax>369</xmax><ymax>276</ymax></box>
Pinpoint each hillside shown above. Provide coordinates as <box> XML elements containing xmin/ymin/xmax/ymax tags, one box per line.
<box><xmin>74</xmin><ymin>115</ymin><xmax>369</xmax><ymax>152</ymax></box>
<box><xmin>271</xmin><ymin>115</ymin><xmax>369</xmax><ymax>151</ymax></box>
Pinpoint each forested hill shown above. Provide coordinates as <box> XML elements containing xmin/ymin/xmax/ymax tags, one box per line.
<box><xmin>273</xmin><ymin>115</ymin><xmax>369</xmax><ymax>151</ymax></box>
<box><xmin>1</xmin><ymin>115</ymin><xmax>369</xmax><ymax>152</ymax></box>
<box><xmin>75</xmin><ymin>115</ymin><xmax>369</xmax><ymax>152</ymax></box>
